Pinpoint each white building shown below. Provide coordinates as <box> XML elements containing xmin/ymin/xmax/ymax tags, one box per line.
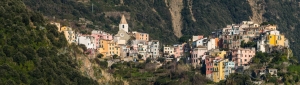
<box><xmin>207</xmin><ymin>38</ymin><xmax>216</xmax><ymax>50</ymax></box>
<box><xmin>257</xmin><ymin>39</ymin><xmax>266</xmax><ymax>52</ymax></box>
<box><xmin>192</xmin><ymin>37</ymin><xmax>208</xmax><ymax>48</ymax></box>
<box><xmin>163</xmin><ymin>45</ymin><xmax>174</xmax><ymax>57</ymax></box>
<box><xmin>137</xmin><ymin>44</ymin><xmax>147</xmax><ymax>59</ymax></box>
<box><xmin>148</xmin><ymin>40</ymin><xmax>160</xmax><ymax>59</ymax></box>
<box><xmin>77</xmin><ymin>36</ymin><xmax>96</xmax><ymax>49</ymax></box>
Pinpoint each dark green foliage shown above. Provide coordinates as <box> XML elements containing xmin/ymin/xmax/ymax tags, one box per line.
<box><xmin>178</xmin><ymin>35</ymin><xmax>191</xmax><ymax>43</ymax></box>
<box><xmin>0</xmin><ymin>0</ymin><xmax>97</xmax><ymax>84</ymax></box>
<box><xmin>252</xmin><ymin>51</ymin><xmax>269</xmax><ymax>64</ymax></box>
<box><xmin>262</xmin><ymin>0</ymin><xmax>300</xmax><ymax>60</ymax></box>
<box><xmin>113</xmin><ymin>54</ymin><xmax>118</xmax><ymax>59</ymax></box>
<box><xmin>110</xmin><ymin>62</ymin><xmax>211</xmax><ymax>85</ymax></box>
<box><xmin>241</xmin><ymin>40</ymin><xmax>257</xmax><ymax>48</ymax></box>
<box><xmin>260</xmin><ymin>22</ymin><xmax>276</xmax><ymax>25</ymax></box>
<box><xmin>97</xmin><ymin>53</ymin><xmax>103</xmax><ymax>58</ymax></box>
<box><xmin>78</xmin><ymin>44</ymin><xmax>87</xmax><ymax>51</ymax></box>
<box><xmin>23</xmin><ymin>0</ymin><xmax>177</xmax><ymax>44</ymax></box>
<box><xmin>182</xmin><ymin>0</ymin><xmax>252</xmax><ymax>36</ymax></box>
<box><xmin>219</xmin><ymin>73</ymin><xmax>254</xmax><ymax>85</ymax></box>
<box><xmin>137</xmin><ymin>54</ymin><xmax>142</xmax><ymax>59</ymax></box>
<box><xmin>157</xmin><ymin>57</ymin><xmax>165</xmax><ymax>63</ymax></box>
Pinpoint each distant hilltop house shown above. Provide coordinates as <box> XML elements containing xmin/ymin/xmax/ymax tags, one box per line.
<box><xmin>50</xmin><ymin>22</ymin><xmax>77</xmax><ymax>44</ymax></box>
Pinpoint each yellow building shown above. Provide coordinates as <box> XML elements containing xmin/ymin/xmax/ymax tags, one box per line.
<box><xmin>98</xmin><ymin>39</ymin><xmax>110</xmax><ymax>57</ymax></box>
<box><xmin>60</xmin><ymin>26</ymin><xmax>72</xmax><ymax>32</ymax></box>
<box><xmin>108</xmin><ymin>41</ymin><xmax>121</xmax><ymax>57</ymax></box>
<box><xmin>277</xmin><ymin>35</ymin><xmax>285</xmax><ymax>46</ymax></box>
<box><xmin>64</xmin><ymin>31</ymin><xmax>76</xmax><ymax>44</ymax></box>
<box><xmin>217</xmin><ymin>51</ymin><xmax>227</xmax><ymax>59</ymax></box>
<box><xmin>268</xmin><ymin>35</ymin><xmax>277</xmax><ymax>46</ymax></box>
<box><xmin>212</xmin><ymin>60</ymin><xmax>225</xmax><ymax>82</ymax></box>
<box><xmin>98</xmin><ymin>40</ymin><xmax>121</xmax><ymax>58</ymax></box>
<box><xmin>268</xmin><ymin>34</ymin><xmax>285</xmax><ymax>46</ymax></box>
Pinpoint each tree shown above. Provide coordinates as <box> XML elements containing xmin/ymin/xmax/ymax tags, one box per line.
<box><xmin>37</xmin><ymin>47</ymin><xmax>49</xmax><ymax>57</ymax></box>
<box><xmin>113</xmin><ymin>54</ymin><xmax>118</xmax><ymax>59</ymax></box>
<box><xmin>13</xmin><ymin>52</ymin><xmax>27</xmax><ymax>64</ymax></box>
<box><xmin>146</xmin><ymin>57</ymin><xmax>151</xmax><ymax>63</ymax></box>
<box><xmin>78</xmin><ymin>44</ymin><xmax>87</xmax><ymax>51</ymax></box>
<box><xmin>178</xmin><ymin>35</ymin><xmax>191</xmax><ymax>43</ymax></box>
<box><xmin>241</xmin><ymin>40</ymin><xmax>256</xmax><ymax>48</ymax></box>
<box><xmin>97</xmin><ymin>54</ymin><xmax>104</xmax><ymax>58</ymax></box>
<box><xmin>157</xmin><ymin>57</ymin><xmax>165</xmax><ymax>63</ymax></box>
<box><xmin>137</xmin><ymin>54</ymin><xmax>143</xmax><ymax>59</ymax></box>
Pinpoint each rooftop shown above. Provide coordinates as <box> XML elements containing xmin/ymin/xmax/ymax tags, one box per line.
<box><xmin>120</xmin><ymin>14</ymin><xmax>127</xmax><ymax>24</ymax></box>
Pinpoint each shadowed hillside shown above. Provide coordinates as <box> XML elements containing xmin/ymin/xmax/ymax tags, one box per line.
<box><xmin>23</xmin><ymin>0</ymin><xmax>300</xmax><ymax>59</ymax></box>
<box><xmin>0</xmin><ymin>0</ymin><xmax>97</xmax><ymax>84</ymax></box>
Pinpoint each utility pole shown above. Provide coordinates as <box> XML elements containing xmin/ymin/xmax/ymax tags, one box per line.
<box><xmin>92</xmin><ymin>3</ymin><xmax>94</xmax><ymax>14</ymax></box>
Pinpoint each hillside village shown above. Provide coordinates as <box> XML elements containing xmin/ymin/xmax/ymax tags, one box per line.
<box><xmin>50</xmin><ymin>15</ymin><xmax>291</xmax><ymax>83</ymax></box>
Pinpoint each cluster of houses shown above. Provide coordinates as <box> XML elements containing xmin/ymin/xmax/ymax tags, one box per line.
<box><xmin>51</xmin><ymin>15</ymin><xmax>160</xmax><ymax>61</ymax></box>
<box><xmin>162</xmin><ymin>21</ymin><xmax>288</xmax><ymax>82</ymax></box>
<box><xmin>51</xmin><ymin>16</ymin><xmax>288</xmax><ymax>82</ymax></box>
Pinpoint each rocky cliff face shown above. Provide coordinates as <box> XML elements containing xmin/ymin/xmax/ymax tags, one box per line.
<box><xmin>165</xmin><ymin>0</ymin><xmax>183</xmax><ymax>38</ymax></box>
<box><xmin>248</xmin><ymin>0</ymin><xmax>266</xmax><ymax>24</ymax></box>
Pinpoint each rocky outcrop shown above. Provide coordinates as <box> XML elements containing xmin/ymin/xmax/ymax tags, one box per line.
<box><xmin>248</xmin><ymin>0</ymin><xmax>266</xmax><ymax>24</ymax></box>
<box><xmin>74</xmin><ymin>48</ymin><xmax>128</xmax><ymax>85</ymax></box>
<box><xmin>187</xmin><ymin>0</ymin><xmax>196</xmax><ymax>22</ymax></box>
<box><xmin>165</xmin><ymin>0</ymin><xmax>183</xmax><ymax>38</ymax></box>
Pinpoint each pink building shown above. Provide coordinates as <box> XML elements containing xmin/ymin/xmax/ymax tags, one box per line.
<box><xmin>232</xmin><ymin>48</ymin><xmax>256</xmax><ymax>66</ymax></box>
<box><xmin>205</xmin><ymin>56</ymin><xmax>215</xmax><ymax>80</ymax></box>
<box><xmin>173</xmin><ymin>43</ymin><xmax>186</xmax><ymax>58</ymax></box>
<box><xmin>91</xmin><ymin>30</ymin><xmax>113</xmax><ymax>48</ymax></box>
<box><xmin>191</xmin><ymin>46</ymin><xmax>207</xmax><ymax>67</ymax></box>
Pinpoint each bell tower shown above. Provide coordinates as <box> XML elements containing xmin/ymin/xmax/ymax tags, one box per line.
<box><xmin>119</xmin><ymin>15</ymin><xmax>128</xmax><ymax>33</ymax></box>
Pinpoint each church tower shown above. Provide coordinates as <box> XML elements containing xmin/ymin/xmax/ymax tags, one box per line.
<box><xmin>119</xmin><ymin>15</ymin><xmax>128</xmax><ymax>33</ymax></box>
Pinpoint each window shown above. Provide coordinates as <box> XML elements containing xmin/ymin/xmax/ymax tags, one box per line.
<box><xmin>122</xmin><ymin>25</ymin><xmax>124</xmax><ymax>28</ymax></box>
<box><xmin>245</xmin><ymin>59</ymin><xmax>247</xmax><ymax>61</ymax></box>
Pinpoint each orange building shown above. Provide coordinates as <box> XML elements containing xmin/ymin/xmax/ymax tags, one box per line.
<box><xmin>215</xmin><ymin>38</ymin><xmax>219</xmax><ymax>48</ymax></box>
<box><xmin>132</xmin><ymin>31</ymin><xmax>149</xmax><ymax>41</ymax></box>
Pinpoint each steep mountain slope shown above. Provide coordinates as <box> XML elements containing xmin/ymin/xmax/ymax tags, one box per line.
<box><xmin>0</xmin><ymin>0</ymin><xmax>97</xmax><ymax>84</ymax></box>
<box><xmin>262</xmin><ymin>0</ymin><xmax>300</xmax><ymax>59</ymax></box>
<box><xmin>23</xmin><ymin>0</ymin><xmax>300</xmax><ymax>58</ymax></box>
<box><xmin>165</xmin><ymin>0</ymin><xmax>184</xmax><ymax>37</ymax></box>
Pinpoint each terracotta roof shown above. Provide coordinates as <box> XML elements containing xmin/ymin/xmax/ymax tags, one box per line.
<box><xmin>120</xmin><ymin>15</ymin><xmax>127</xmax><ymax>24</ymax></box>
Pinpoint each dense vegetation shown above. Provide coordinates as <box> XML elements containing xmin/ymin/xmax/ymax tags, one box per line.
<box><xmin>220</xmin><ymin>47</ymin><xmax>299</xmax><ymax>85</ymax></box>
<box><xmin>17</xmin><ymin>0</ymin><xmax>300</xmax><ymax>84</ymax></box>
<box><xmin>22</xmin><ymin>0</ymin><xmax>300</xmax><ymax>58</ymax></box>
<box><xmin>23</xmin><ymin>0</ymin><xmax>177</xmax><ymax>45</ymax></box>
<box><xmin>262</xmin><ymin>0</ymin><xmax>300</xmax><ymax>60</ymax></box>
<box><xmin>183</xmin><ymin>0</ymin><xmax>252</xmax><ymax>36</ymax></box>
<box><xmin>108</xmin><ymin>60</ymin><xmax>212</xmax><ymax>85</ymax></box>
<box><xmin>0</xmin><ymin>0</ymin><xmax>97</xmax><ymax>84</ymax></box>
